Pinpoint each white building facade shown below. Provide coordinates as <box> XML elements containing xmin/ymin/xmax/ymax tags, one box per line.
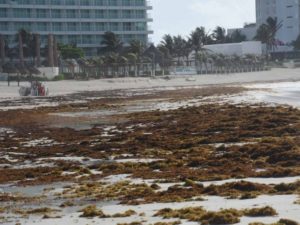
<box><xmin>256</xmin><ymin>0</ymin><xmax>300</xmax><ymax>44</ymax></box>
<box><xmin>0</xmin><ymin>0</ymin><xmax>153</xmax><ymax>55</ymax></box>
<box><xmin>204</xmin><ymin>41</ymin><xmax>263</xmax><ymax>56</ymax></box>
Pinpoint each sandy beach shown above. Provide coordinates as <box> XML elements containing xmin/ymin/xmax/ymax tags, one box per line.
<box><xmin>0</xmin><ymin>68</ymin><xmax>300</xmax><ymax>100</ymax></box>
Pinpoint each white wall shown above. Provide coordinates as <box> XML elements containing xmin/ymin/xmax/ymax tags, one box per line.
<box><xmin>203</xmin><ymin>41</ymin><xmax>262</xmax><ymax>56</ymax></box>
<box><xmin>241</xmin><ymin>41</ymin><xmax>263</xmax><ymax>55</ymax></box>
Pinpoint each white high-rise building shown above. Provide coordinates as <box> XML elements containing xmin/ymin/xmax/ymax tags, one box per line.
<box><xmin>0</xmin><ymin>0</ymin><xmax>153</xmax><ymax>56</ymax></box>
<box><xmin>229</xmin><ymin>0</ymin><xmax>300</xmax><ymax>48</ymax></box>
<box><xmin>256</xmin><ymin>0</ymin><xmax>300</xmax><ymax>44</ymax></box>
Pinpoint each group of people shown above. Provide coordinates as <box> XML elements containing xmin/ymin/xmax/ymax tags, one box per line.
<box><xmin>19</xmin><ymin>81</ymin><xmax>49</xmax><ymax>97</ymax></box>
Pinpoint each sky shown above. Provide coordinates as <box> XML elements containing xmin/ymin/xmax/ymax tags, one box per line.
<box><xmin>150</xmin><ymin>0</ymin><xmax>256</xmax><ymax>44</ymax></box>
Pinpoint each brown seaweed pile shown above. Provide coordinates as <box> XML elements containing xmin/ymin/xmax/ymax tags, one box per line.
<box><xmin>0</xmin><ymin>85</ymin><xmax>299</xmax><ymax>224</ymax></box>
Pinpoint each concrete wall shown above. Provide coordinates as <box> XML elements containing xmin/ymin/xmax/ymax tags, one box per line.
<box><xmin>204</xmin><ymin>41</ymin><xmax>262</xmax><ymax>56</ymax></box>
<box><xmin>241</xmin><ymin>41</ymin><xmax>263</xmax><ymax>55</ymax></box>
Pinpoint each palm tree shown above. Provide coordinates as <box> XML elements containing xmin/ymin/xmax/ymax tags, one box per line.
<box><xmin>129</xmin><ymin>40</ymin><xmax>144</xmax><ymax>55</ymax></box>
<box><xmin>118</xmin><ymin>55</ymin><xmax>128</xmax><ymax>76</ymax></box>
<box><xmin>254</xmin><ymin>17</ymin><xmax>282</xmax><ymax>52</ymax></box>
<box><xmin>93</xmin><ymin>57</ymin><xmax>105</xmax><ymax>78</ymax></box>
<box><xmin>129</xmin><ymin>40</ymin><xmax>144</xmax><ymax>76</ymax></box>
<box><xmin>157</xmin><ymin>45</ymin><xmax>172</xmax><ymax>75</ymax></box>
<box><xmin>189</xmin><ymin>27</ymin><xmax>210</xmax><ymax>71</ymax></box>
<box><xmin>189</xmin><ymin>27</ymin><xmax>206</xmax><ymax>56</ymax></box>
<box><xmin>127</xmin><ymin>53</ymin><xmax>138</xmax><ymax>76</ymax></box>
<box><xmin>65</xmin><ymin>59</ymin><xmax>77</xmax><ymax>79</ymax></box>
<box><xmin>292</xmin><ymin>35</ymin><xmax>300</xmax><ymax>50</ymax></box>
<box><xmin>182</xmin><ymin>39</ymin><xmax>192</xmax><ymax>66</ymax></box>
<box><xmin>104</xmin><ymin>53</ymin><xmax>119</xmax><ymax>77</ymax></box>
<box><xmin>230</xmin><ymin>30</ymin><xmax>247</xmax><ymax>43</ymax></box>
<box><xmin>255</xmin><ymin>24</ymin><xmax>270</xmax><ymax>48</ymax></box>
<box><xmin>160</xmin><ymin>34</ymin><xmax>174</xmax><ymax>57</ymax></box>
<box><xmin>101</xmin><ymin>32</ymin><xmax>123</xmax><ymax>54</ymax></box>
<box><xmin>214</xmin><ymin>54</ymin><xmax>226</xmax><ymax>73</ymax></box>
<box><xmin>195</xmin><ymin>52</ymin><xmax>204</xmax><ymax>74</ymax></box>
<box><xmin>143</xmin><ymin>44</ymin><xmax>163</xmax><ymax>76</ymax></box>
<box><xmin>232</xmin><ymin>54</ymin><xmax>242</xmax><ymax>72</ymax></box>
<box><xmin>173</xmin><ymin>35</ymin><xmax>186</xmax><ymax>66</ymax></box>
<box><xmin>212</xmin><ymin>26</ymin><xmax>226</xmax><ymax>44</ymax></box>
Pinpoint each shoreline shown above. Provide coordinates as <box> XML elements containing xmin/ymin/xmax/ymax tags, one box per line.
<box><xmin>0</xmin><ymin>68</ymin><xmax>300</xmax><ymax>100</ymax></box>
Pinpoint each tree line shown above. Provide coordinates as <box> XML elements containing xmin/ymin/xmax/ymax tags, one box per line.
<box><xmin>2</xmin><ymin>18</ymin><xmax>283</xmax><ymax>80</ymax></box>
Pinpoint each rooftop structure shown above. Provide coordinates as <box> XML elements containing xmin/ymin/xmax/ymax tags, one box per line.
<box><xmin>0</xmin><ymin>0</ymin><xmax>153</xmax><ymax>55</ymax></box>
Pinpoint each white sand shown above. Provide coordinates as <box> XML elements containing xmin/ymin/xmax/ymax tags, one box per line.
<box><xmin>1</xmin><ymin>68</ymin><xmax>300</xmax><ymax>99</ymax></box>
<box><xmin>4</xmin><ymin>195</ymin><xmax>299</xmax><ymax>225</ymax></box>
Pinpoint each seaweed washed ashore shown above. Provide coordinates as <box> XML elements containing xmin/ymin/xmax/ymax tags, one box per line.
<box><xmin>0</xmin><ymin>85</ymin><xmax>299</xmax><ymax>225</ymax></box>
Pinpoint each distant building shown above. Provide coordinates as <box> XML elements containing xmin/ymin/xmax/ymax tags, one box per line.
<box><xmin>229</xmin><ymin>0</ymin><xmax>300</xmax><ymax>49</ymax></box>
<box><xmin>227</xmin><ymin>23</ymin><xmax>257</xmax><ymax>41</ymax></box>
<box><xmin>0</xmin><ymin>0</ymin><xmax>153</xmax><ymax>56</ymax></box>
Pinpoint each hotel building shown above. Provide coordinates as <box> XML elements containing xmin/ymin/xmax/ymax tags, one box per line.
<box><xmin>256</xmin><ymin>0</ymin><xmax>300</xmax><ymax>44</ymax></box>
<box><xmin>0</xmin><ymin>0</ymin><xmax>153</xmax><ymax>55</ymax></box>
<box><xmin>229</xmin><ymin>0</ymin><xmax>300</xmax><ymax>47</ymax></box>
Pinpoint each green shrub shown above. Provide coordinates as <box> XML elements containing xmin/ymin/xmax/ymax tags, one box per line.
<box><xmin>53</xmin><ymin>74</ymin><xmax>65</xmax><ymax>81</ymax></box>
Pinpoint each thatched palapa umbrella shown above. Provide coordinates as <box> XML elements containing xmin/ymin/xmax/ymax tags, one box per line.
<box><xmin>2</xmin><ymin>62</ymin><xmax>18</xmax><ymax>86</ymax></box>
<box><xmin>26</xmin><ymin>64</ymin><xmax>41</xmax><ymax>83</ymax></box>
<box><xmin>15</xmin><ymin>63</ymin><xmax>29</xmax><ymax>86</ymax></box>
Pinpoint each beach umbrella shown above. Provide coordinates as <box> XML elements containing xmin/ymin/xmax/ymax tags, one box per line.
<box><xmin>26</xmin><ymin>65</ymin><xmax>41</xmax><ymax>75</ymax></box>
<box><xmin>2</xmin><ymin>62</ymin><xmax>18</xmax><ymax>73</ymax></box>
<box><xmin>2</xmin><ymin>62</ymin><xmax>18</xmax><ymax>86</ymax></box>
<box><xmin>15</xmin><ymin>63</ymin><xmax>28</xmax><ymax>75</ymax></box>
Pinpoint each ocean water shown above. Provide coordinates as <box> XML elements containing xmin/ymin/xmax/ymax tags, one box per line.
<box><xmin>235</xmin><ymin>81</ymin><xmax>300</xmax><ymax>108</ymax></box>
